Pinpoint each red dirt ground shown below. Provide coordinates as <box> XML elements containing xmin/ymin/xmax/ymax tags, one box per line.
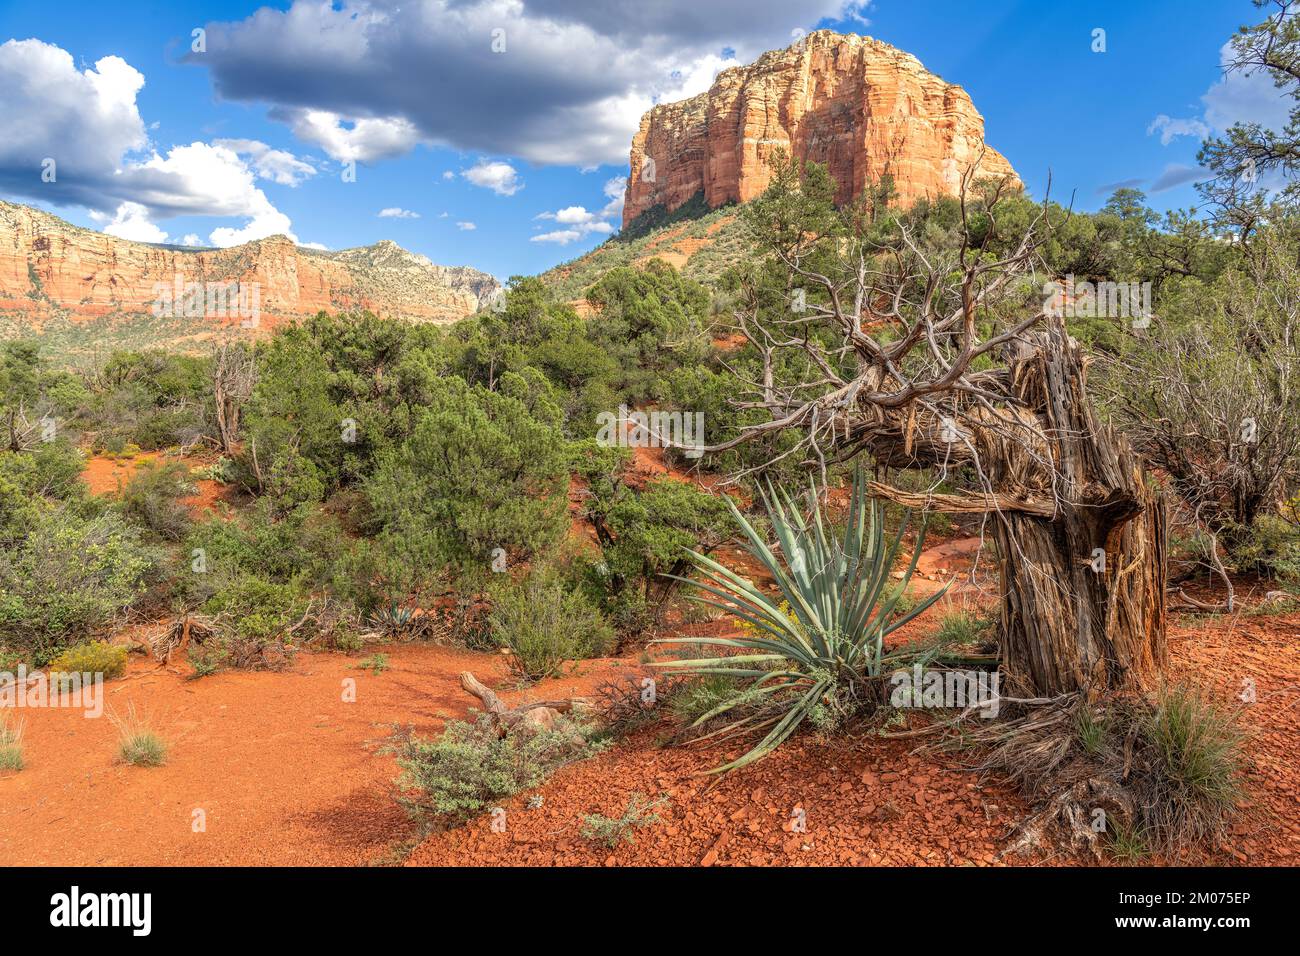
<box><xmin>0</xmin><ymin>644</ymin><xmax>641</xmax><ymax>866</ymax></box>
<box><xmin>3</xmin><ymin>595</ymin><xmax>1294</xmax><ymax>866</ymax></box>
<box><xmin>81</xmin><ymin>451</ymin><xmax>236</xmax><ymax>515</ymax></box>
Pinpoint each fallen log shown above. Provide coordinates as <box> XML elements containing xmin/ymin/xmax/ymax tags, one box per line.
<box><xmin>459</xmin><ymin>671</ymin><xmax>593</xmax><ymax>736</ymax></box>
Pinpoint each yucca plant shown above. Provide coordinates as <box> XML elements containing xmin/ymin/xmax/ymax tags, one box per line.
<box><xmin>656</xmin><ymin>468</ymin><xmax>947</xmax><ymax>771</ymax></box>
<box><xmin>369</xmin><ymin>600</ymin><xmax>420</xmax><ymax>639</ymax></box>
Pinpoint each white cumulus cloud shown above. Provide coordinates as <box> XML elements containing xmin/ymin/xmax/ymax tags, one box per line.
<box><xmin>90</xmin><ymin>201</ymin><xmax>168</xmax><ymax>243</ymax></box>
<box><xmin>270</xmin><ymin>108</ymin><xmax>421</xmax><ymax>164</ymax></box>
<box><xmin>214</xmin><ymin>138</ymin><xmax>317</xmax><ymax>185</ymax></box>
<box><xmin>0</xmin><ymin>39</ymin><xmax>305</xmax><ymax>248</ymax></box>
<box><xmin>463</xmin><ymin>160</ymin><xmax>523</xmax><ymax>196</ymax></box>
<box><xmin>1146</xmin><ymin>114</ymin><xmax>1211</xmax><ymax>146</ymax></box>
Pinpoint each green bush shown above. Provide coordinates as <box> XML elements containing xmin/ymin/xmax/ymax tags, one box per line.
<box><xmin>489</xmin><ymin>577</ymin><xmax>614</xmax><ymax>680</ymax></box>
<box><xmin>84</xmin><ymin>350</ymin><xmax>211</xmax><ymax>452</ymax></box>
<box><xmin>120</xmin><ymin>458</ymin><xmax>194</xmax><ymax>540</ymax></box>
<box><xmin>0</xmin><ymin>442</ymin><xmax>86</xmax><ymax>543</ymax></box>
<box><xmin>0</xmin><ymin>646</ymin><xmax>23</xmax><ymax>674</ymax></box>
<box><xmin>394</xmin><ymin>715</ymin><xmax>595</xmax><ymax>822</ymax></box>
<box><xmin>1225</xmin><ymin>514</ymin><xmax>1300</xmax><ymax>583</ymax></box>
<box><xmin>47</xmin><ymin>640</ymin><xmax>128</xmax><ymax>680</ymax></box>
<box><xmin>365</xmin><ymin>376</ymin><xmax>570</xmax><ymax>570</ymax></box>
<box><xmin>667</xmin><ymin>673</ymin><xmax>745</xmax><ymax>725</ymax></box>
<box><xmin>580</xmin><ymin>793</ymin><xmax>665</xmax><ymax>847</ymax></box>
<box><xmin>182</xmin><ymin>501</ymin><xmax>348</xmax><ymax>596</ymax></box>
<box><xmin>573</xmin><ymin>444</ymin><xmax>732</xmax><ymax>629</ymax></box>
<box><xmin>0</xmin><ymin>508</ymin><xmax>154</xmax><ymax>664</ymax></box>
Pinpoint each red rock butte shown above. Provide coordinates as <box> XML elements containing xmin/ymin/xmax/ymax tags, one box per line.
<box><xmin>623</xmin><ymin>31</ymin><xmax>1021</xmax><ymax>227</ymax></box>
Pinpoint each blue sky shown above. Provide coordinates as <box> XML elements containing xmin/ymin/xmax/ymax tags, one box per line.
<box><xmin>0</xmin><ymin>0</ymin><xmax>1276</xmax><ymax>281</ymax></box>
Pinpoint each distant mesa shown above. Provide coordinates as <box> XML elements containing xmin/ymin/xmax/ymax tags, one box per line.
<box><xmin>0</xmin><ymin>200</ymin><xmax>500</xmax><ymax>335</ymax></box>
<box><xmin>623</xmin><ymin>30</ymin><xmax>1020</xmax><ymax>228</ymax></box>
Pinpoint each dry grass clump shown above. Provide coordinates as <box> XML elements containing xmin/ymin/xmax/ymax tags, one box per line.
<box><xmin>958</xmin><ymin>683</ymin><xmax>1246</xmax><ymax>861</ymax></box>
<box><xmin>0</xmin><ymin>712</ymin><xmax>25</xmax><ymax>772</ymax></box>
<box><xmin>110</xmin><ymin>703</ymin><xmax>167</xmax><ymax>768</ymax></box>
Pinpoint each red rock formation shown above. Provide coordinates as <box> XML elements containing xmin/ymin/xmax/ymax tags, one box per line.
<box><xmin>624</xmin><ymin>31</ymin><xmax>1020</xmax><ymax>227</ymax></box>
<box><xmin>0</xmin><ymin>200</ymin><xmax>499</xmax><ymax>331</ymax></box>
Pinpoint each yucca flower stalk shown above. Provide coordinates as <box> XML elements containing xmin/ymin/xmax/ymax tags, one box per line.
<box><xmin>656</xmin><ymin>468</ymin><xmax>947</xmax><ymax>771</ymax></box>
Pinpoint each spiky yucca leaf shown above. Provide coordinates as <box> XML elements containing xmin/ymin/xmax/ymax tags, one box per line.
<box><xmin>657</xmin><ymin>469</ymin><xmax>947</xmax><ymax>771</ymax></box>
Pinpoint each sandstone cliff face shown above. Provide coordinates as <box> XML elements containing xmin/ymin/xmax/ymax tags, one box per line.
<box><xmin>624</xmin><ymin>31</ymin><xmax>1020</xmax><ymax>226</ymax></box>
<box><xmin>0</xmin><ymin>201</ymin><xmax>499</xmax><ymax>330</ymax></box>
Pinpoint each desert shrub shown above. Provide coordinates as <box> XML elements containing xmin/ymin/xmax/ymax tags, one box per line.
<box><xmin>191</xmin><ymin>574</ymin><xmax>308</xmax><ymax>671</ymax></box>
<box><xmin>1223</xmin><ymin>514</ymin><xmax>1300</xmax><ymax>583</ymax></box>
<box><xmin>976</xmin><ymin>683</ymin><xmax>1246</xmax><ymax>859</ymax></box>
<box><xmin>592</xmin><ymin>671</ymin><xmax>685</xmax><ymax>737</ymax></box>
<box><xmin>667</xmin><ymin>673</ymin><xmax>746</xmax><ymax>726</ymax></box>
<box><xmin>436</xmin><ymin>584</ymin><xmax>495</xmax><ymax>650</ymax></box>
<box><xmin>0</xmin><ymin>507</ymin><xmax>154</xmax><ymax>664</ymax></box>
<box><xmin>2</xmin><ymin>440</ymin><xmax>84</xmax><ymax>501</ymax></box>
<box><xmin>111</xmin><ymin>704</ymin><xmax>166</xmax><ymax>767</ymax></box>
<box><xmin>394</xmin><ymin>715</ymin><xmax>595</xmax><ymax>823</ymax></box>
<box><xmin>656</xmin><ymin>362</ymin><xmax>805</xmax><ymax>483</ymax></box>
<box><xmin>84</xmin><ymin>350</ymin><xmax>211</xmax><ymax>451</ymax></box>
<box><xmin>1</xmin><ymin>341</ymin><xmax>89</xmax><ymax>450</ymax></box>
<box><xmin>236</xmin><ymin>312</ymin><xmax>455</xmax><ymax>504</ymax></box>
<box><xmin>355</xmin><ymin>653</ymin><xmax>389</xmax><ymax>675</ymax></box>
<box><xmin>489</xmin><ymin>576</ymin><xmax>614</xmax><ymax>680</ymax></box>
<box><xmin>365</xmin><ymin>376</ymin><xmax>570</xmax><ymax>571</ymax></box>
<box><xmin>182</xmin><ymin>501</ymin><xmax>348</xmax><ymax>599</ymax></box>
<box><xmin>120</xmin><ymin>458</ymin><xmax>194</xmax><ymax>540</ymax></box>
<box><xmin>574</xmin><ymin>443</ymin><xmax>732</xmax><ymax>629</ymax></box>
<box><xmin>585</xmin><ymin>261</ymin><xmax>711</xmax><ymax>402</ymax></box>
<box><xmin>0</xmin><ymin>442</ymin><xmax>86</xmax><ymax>543</ymax></box>
<box><xmin>325</xmin><ymin>533</ymin><xmax>442</xmax><ymax>618</ymax></box>
<box><xmin>1106</xmin><ymin>225</ymin><xmax>1300</xmax><ymax>543</ymax></box>
<box><xmin>47</xmin><ymin>640</ymin><xmax>128</xmax><ymax>681</ymax></box>
<box><xmin>580</xmin><ymin>793</ymin><xmax>666</xmax><ymax>847</ymax></box>
<box><xmin>195</xmin><ymin>456</ymin><xmax>238</xmax><ymax>483</ymax></box>
<box><xmin>0</xmin><ymin>646</ymin><xmax>23</xmax><ymax>673</ymax></box>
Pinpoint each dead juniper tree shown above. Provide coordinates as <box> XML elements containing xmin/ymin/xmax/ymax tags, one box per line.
<box><xmin>211</xmin><ymin>336</ymin><xmax>256</xmax><ymax>455</ymax></box>
<box><xmin>694</xmin><ymin>156</ymin><xmax>1167</xmax><ymax>698</ymax></box>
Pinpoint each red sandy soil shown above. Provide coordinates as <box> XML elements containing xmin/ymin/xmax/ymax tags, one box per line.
<box><xmin>81</xmin><ymin>451</ymin><xmax>235</xmax><ymax>515</ymax></box>
<box><xmin>405</xmin><ymin>709</ymin><xmax>1034</xmax><ymax>867</ymax></box>
<box><xmin>3</xmin><ymin>587</ymin><xmax>1294</xmax><ymax>867</ymax></box>
<box><xmin>81</xmin><ymin>452</ymin><xmax>158</xmax><ymax>496</ymax></box>
<box><xmin>0</xmin><ymin>645</ymin><xmax>640</xmax><ymax>866</ymax></box>
<box><xmin>402</xmin><ymin>605</ymin><xmax>1299</xmax><ymax>868</ymax></box>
